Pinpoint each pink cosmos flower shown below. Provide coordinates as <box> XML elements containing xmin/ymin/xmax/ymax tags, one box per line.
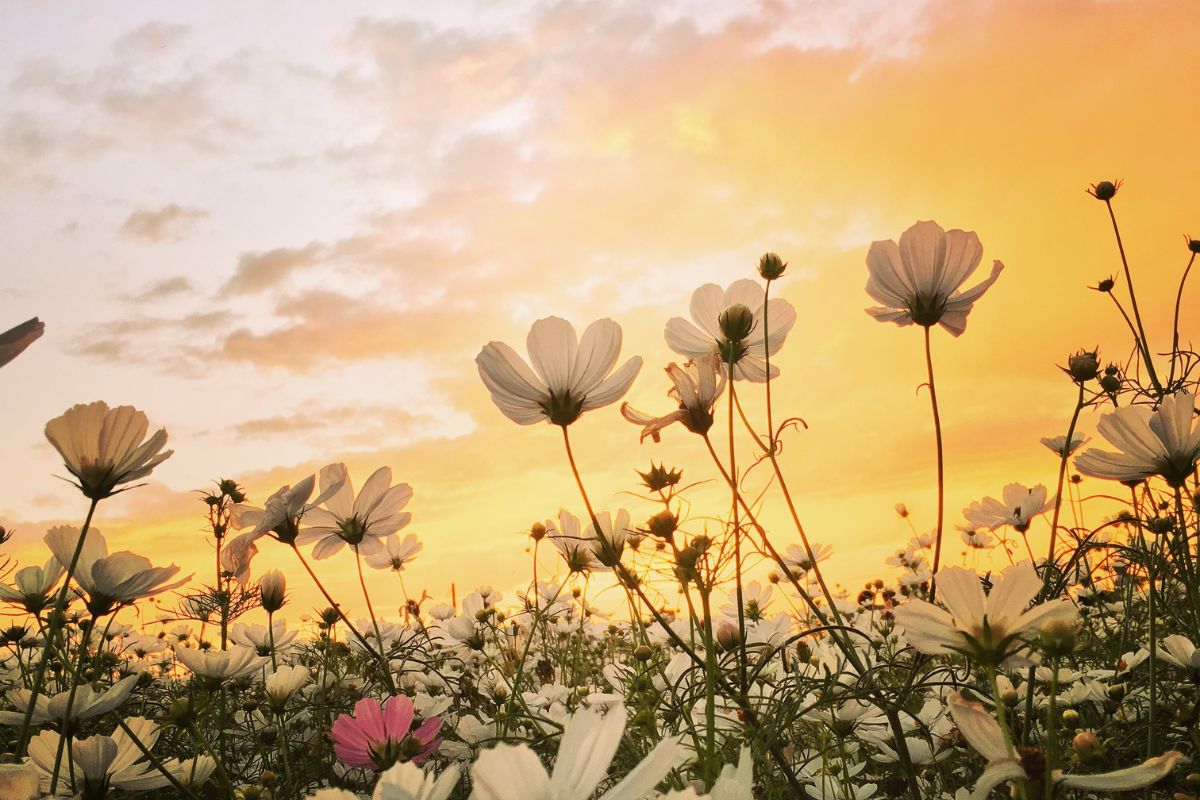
<box><xmin>331</xmin><ymin>695</ymin><xmax>442</xmax><ymax>772</ymax></box>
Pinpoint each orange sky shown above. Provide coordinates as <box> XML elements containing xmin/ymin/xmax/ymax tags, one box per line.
<box><xmin>2</xmin><ymin>0</ymin><xmax>1198</xmax><ymax>626</ymax></box>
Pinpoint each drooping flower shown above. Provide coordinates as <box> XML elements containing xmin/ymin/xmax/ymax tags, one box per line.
<box><xmin>476</xmin><ymin>317</ymin><xmax>642</xmax><ymax>426</ymax></box>
<box><xmin>0</xmin><ymin>317</ymin><xmax>44</xmax><ymax>369</ymax></box>
<box><xmin>26</xmin><ymin>717</ymin><xmax>215</xmax><ymax>795</ymax></box>
<box><xmin>470</xmin><ymin>706</ymin><xmax>684</xmax><ymax>800</ymax></box>
<box><xmin>892</xmin><ymin>562</ymin><xmax>1077</xmax><ymax>666</ymax></box>
<box><xmin>962</xmin><ymin>484</ymin><xmax>1055</xmax><ymax>533</ymax></box>
<box><xmin>365</xmin><ymin>533</ymin><xmax>423</xmax><ymax>572</ymax></box>
<box><xmin>864</xmin><ymin>220</ymin><xmax>1004</xmax><ymax>336</ymax></box>
<box><xmin>332</xmin><ymin>696</ymin><xmax>442</xmax><ymax>772</ymax></box>
<box><xmin>949</xmin><ymin>692</ymin><xmax>1187</xmax><ymax>799</ymax></box>
<box><xmin>221</xmin><ymin>464</ymin><xmax>348</xmax><ymax>582</ymax></box>
<box><xmin>297</xmin><ymin>464</ymin><xmax>413</xmax><ymax>560</ymax></box>
<box><xmin>621</xmin><ymin>354</ymin><xmax>727</xmax><ymax>442</ymax></box>
<box><xmin>44</xmin><ymin>527</ymin><xmax>189</xmax><ymax>616</ymax></box>
<box><xmin>44</xmin><ymin>401</ymin><xmax>173</xmax><ymax>500</ymax></box>
<box><xmin>1075</xmin><ymin>391</ymin><xmax>1200</xmax><ymax>487</ymax></box>
<box><xmin>664</xmin><ymin>280</ymin><xmax>796</xmax><ymax>382</ymax></box>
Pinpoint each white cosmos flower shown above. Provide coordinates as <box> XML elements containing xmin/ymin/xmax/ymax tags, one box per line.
<box><xmin>264</xmin><ymin>664</ymin><xmax>311</xmax><ymax>707</ymax></box>
<box><xmin>304</xmin><ymin>762</ymin><xmax>460</xmax><ymax>800</ymax></box>
<box><xmin>44</xmin><ymin>401</ymin><xmax>172</xmax><ymax>500</ymax></box>
<box><xmin>230</xmin><ymin>619</ymin><xmax>297</xmax><ymax>656</ymax></box>
<box><xmin>0</xmin><ymin>316</ymin><xmax>43</xmax><ymax>369</ymax></box>
<box><xmin>469</xmin><ymin>706</ymin><xmax>683</xmax><ymax>800</ymax></box>
<box><xmin>665</xmin><ymin>280</ymin><xmax>796</xmax><ymax>382</ymax></box>
<box><xmin>1075</xmin><ymin>391</ymin><xmax>1200</xmax><ymax>487</ymax></box>
<box><xmin>865</xmin><ymin>220</ymin><xmax>1003</xmax><ymax>336</ymax></box>
<box><xmin>1159</xmin><ymin>634</ymin><xmax>1200</xmax><ymax>677</ymax></box>
<box><xmin>962</xmin><ymin>484</ymin><xmax>1055</xmax><ymax>533</ymax></box>
<box><xmin>0</xmin><ymin>674</ymin><xmax>138</xmax><ymax>725</ymax></box>
<box><xmin>949</xmin><ymin>693</ymin><xmax>1187</xmax><ymax>800</ymax></box>
<box><xmin>175</xmin><ymin>645</ymin><xmax>269</xmax><ymax>682</ymax></box>
<box><xmin>476</xmin><ymin>316</ymin><xmax>642</xmax><ymax>426</ymax></box>
<box><xmin>297</xmin><ymin>464</ymin><xmax>414</xmax><ymax>560</ymax></box>
<box><xmin>0</xmin><ymin>763</ymin><xmax>39</xmax><ymax>800</ymax></box>
<box><xmin>891</xmin><ymin>562</ymin><xmax>1077</xmax><ymax>666</ymax></box>
<box><xmin>375</xmin><ymin>761</ymin><xmax>461</xmax><ymax>800</ymax></box>
<box><xmin>0</xmin><ymin>557</ymin><xmax>64</xmax><ymax>613</ymax></box>
<box><xmin>43</xmin><ymin>527</ymin><xmax>189</xmax><ymax>616</ymax></box>
<box><xmin>365</xmin><ymin>533</ymin><xmax>423</xmax><ymax>572</ymax></box>
<box><xmin>621</xmin><ymin>353</ymin><xmax>727</xmax><ymax>442</ymax></box>
<box><xmin>1039</xmin><ymin>433</ymin><xmax>1089</xmax><ymax>457</ymax></box>
<box><xmin>221</xmin><ymin>464</ymin><xmax>348</xmax><ymax>582</ymax></box>
<box><xmin>27</xmin><ymin>717</ymin><xmax>216</xmax><ymax>795</ymax></box>
<box><xmin>546</xmin><ymin>510</ymin><xmax>604</xmax><ymax>574</ymax></box>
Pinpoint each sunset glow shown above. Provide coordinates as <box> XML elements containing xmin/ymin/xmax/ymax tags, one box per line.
<box><xmin>3</xmin><ymin>0</ymin><xmax>1198</xmax><ymax>619</ymax></box>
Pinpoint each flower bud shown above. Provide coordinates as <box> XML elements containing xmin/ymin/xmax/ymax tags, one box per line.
<box><xmin>1088</xmin><ymin>180</ymin><xmax>1120</xmax><ymax>201</ymax></box>
<box><xmin>637</xmin><ymin>463</ymin><xmax>682</xmax><ymax>492</ymax></box>
<box><xmin>757</xmin><ymin>252</ymin><xmax>787</xmax><ymax>280</ymax></box>
<box><xmin>633</xmin><ymin>644</ymin><xmax>653</xmax><ymax>662</ymax></box>
<box><xmin>259</xmin><ymin>570</ymin><xmax>287</xmax><ymax>613</ymax></box>
<box><xmin>894</xmin><ymin>503</ymin><xmax>909</xmax><ymax>518</ymax></box>
<box><xmin>647</xmin><ymin>510</ymin><xmax>678</xmax><ymax>539</ymax></box>
<box><xmin>1061</xmin><ymin>708</ymin><xmax>1080</xmax><ymax>729</ymax></box>
<box><xmin>1001</xmin><ymin>688</ymin><xmax>1020</xmax><ymax>707</ymax></box>
<box><xmin>1099</xmin><ymin>372</ymin><xmax>1121</xmax><ymax>394</ymax></box>
<box><xmin>529</xmin><ymin>522</ymin><xmax>547</xmax><ymax>541</ymax></box>
<box><xmin>1065</xmin><ymin>350</ymin><xmax>1100</xmax><ymax>383</ymax></box>
<box><xmin>1072</xmin><ymin>731</ymin><xmax>1104</xmax><ymax>761</ymax></box>
<box><xmin>1189</xmin><ymin>237</ymin><xmax>1200</xmax><ymax>254</ymax></box>
<box><xmin>716</xmin><ymin>620</ymin><xmax>741</xmax><ymax>651</ymax></box>
<box><xmin>718</xmin><ymin>304</ymin><xmax>755</xmax><ymax>344</ymax></box>
<box><xmin>1038</xmin><ymin>619</ymin><xmax>1078</xmax><ymax>657</ymax></box>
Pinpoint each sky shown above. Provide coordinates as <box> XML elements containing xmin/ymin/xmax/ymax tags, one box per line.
<box><xmin>2</xmin><ymin>0</ymin><xmax>1198</xmax><ymax>625</ymax></box>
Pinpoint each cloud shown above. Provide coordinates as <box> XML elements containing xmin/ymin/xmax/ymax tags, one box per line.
<box><xmin>113</xmin><ymin>21</ymin><xmax>190</xmax><ymax>55</ymax></box>
<box><xmin>222</xmin><ymin>243</ymin><xmax>325</xmax><ymax>294</ymax></box>
<box><xmin>126</xmin><ymin>276</ymin><xmax>193</xmax><ymax>303</ymax></box>
<box><xmin>120</xmin><ymin>204</ymin><xmax>208</xmax><ymax>242</ymax></box>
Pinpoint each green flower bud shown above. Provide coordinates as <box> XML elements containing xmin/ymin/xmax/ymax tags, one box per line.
<box><xmin>758</xmin><ymin>252</ymin><xmax>787</xmax><ymax>280</ymax></box>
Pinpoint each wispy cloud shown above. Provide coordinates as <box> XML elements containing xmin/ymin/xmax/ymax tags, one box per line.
<box><xmin>120</xmin><ymin>203</ymin><xmax>208</xmax><ymax>242</ymax></box>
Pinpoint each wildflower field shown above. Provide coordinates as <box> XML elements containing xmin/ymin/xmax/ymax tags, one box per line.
<box><xmin>3</xmin><ymin>186</ymin><xmax>1200</xmax><ymax>800</ymax></box>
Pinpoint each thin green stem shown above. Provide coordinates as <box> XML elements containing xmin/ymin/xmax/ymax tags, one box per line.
<box><xmin>922</xmin><ymin>325</ymin><xmax>946</xmax><ymax>603</ymax></box>
<box><xmin>17</xmin><ymin>496</ymin><xmax>100</xmax><ymax>756</ymax></box>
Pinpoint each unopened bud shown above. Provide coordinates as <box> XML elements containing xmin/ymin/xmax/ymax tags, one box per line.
<box><xmin>259</xmin><ymin>570</ymin><xmax>287</xmax><ymax>613</ymax></box>
<box><xmin>1065</xmin><ymin>350</ymin><xmax>1100</xmax><ymax>383</ymax></box>
<box><xmin>1072</xmin><ymin>731</ymin><xmax>1104</xmax><ymax>761</ymax></box>
<box><xmin>757</xmin><ymin>252</ymin><xmax>787</xmax><ymax>280</ymax></box>
<box><xmin>1039</xmin><ymin>619</ymin><xmax>1078</xmax><ymax>657</ymax></box>
<box><xmin>718</xmin><ymin>304</ymin><xmax>755</xmax><ymax>344</ymax></box>
<box><xmin>1088</xmin><ymin>180</ymin><xmax>1120</xmax><ymax>201</ymax></box>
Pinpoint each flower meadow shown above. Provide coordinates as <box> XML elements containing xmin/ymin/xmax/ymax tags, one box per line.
<box><xmin>3</xmin><ymin>184</ymin><xmax>1200</xmax><ymax>800</ymax></box>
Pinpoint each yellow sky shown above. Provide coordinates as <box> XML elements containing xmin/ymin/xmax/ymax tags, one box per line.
<box><xmin>2</xmin><ymin>0</ymin><xmax>1198</xmax><ymax>626</ymax></box>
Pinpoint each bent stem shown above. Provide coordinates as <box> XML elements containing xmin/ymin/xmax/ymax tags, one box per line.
<box><xmin>17</xmin><ymin>496</ymin><xmax>100</xmax><ymax>756</ymax></box>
